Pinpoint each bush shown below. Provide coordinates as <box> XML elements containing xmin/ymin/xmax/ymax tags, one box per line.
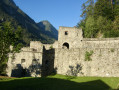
<box><xmin>85</xmin><ymin>51</ymin><xmax>93</xmax><ymax>61</ymax></box>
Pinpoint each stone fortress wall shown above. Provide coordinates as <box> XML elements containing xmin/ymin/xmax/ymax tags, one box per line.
<box><xmin>54</xmin><ymin>27</ymin><xmax>119</xmax><ymax>77</ymax></box>
<box><xmin>7</xmin><ymin>27</ymin><xmax>119</xmax><ymax>77</ymax></box>
<box><xmin>7</xmin><ymin>41</ymin><xmax>43</xmax><ymax>77</ymax></box>
<box><xmin>55</xmin><ymin>48</ymin><xmax>119</xmax><ymax>77</ymax></box>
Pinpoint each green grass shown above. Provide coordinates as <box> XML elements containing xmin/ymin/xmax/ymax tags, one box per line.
<box><xmin>0</xmin><ymin>74</ymin><xmax>119</xmax><ymax>90</ymax></box>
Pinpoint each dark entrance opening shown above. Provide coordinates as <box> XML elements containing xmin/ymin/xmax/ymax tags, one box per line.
<box><xmin>62</xmin><ymin>42</ymin><xmax>69</xmax><ymax>49</ymax></box>
<box><xmin>65</xmin><ymin>31</ymin><xmax>68</xmax><ymax>35</ymax></box>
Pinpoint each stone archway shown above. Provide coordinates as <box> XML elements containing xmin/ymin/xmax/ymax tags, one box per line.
<box><xmin>62</xmin><ymin>42</ymin><xmax>69</xmax><ymax>49</ymax></box>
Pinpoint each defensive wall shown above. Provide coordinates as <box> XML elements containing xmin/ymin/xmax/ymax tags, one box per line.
<box><xmin>7</xmin><ymin>27</ymin><xmax>119</xmax><ymax>77</ymax></box>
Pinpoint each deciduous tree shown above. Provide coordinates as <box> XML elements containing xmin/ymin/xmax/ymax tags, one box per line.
<box><xmin>0</xmin><ymin>22</ymin><xmax>22</xmax><ymax>75</ymax></box>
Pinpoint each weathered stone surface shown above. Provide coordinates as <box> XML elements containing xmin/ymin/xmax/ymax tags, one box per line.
<box><xmin>6</xmin><ymin>27</ymin><xmax>119</xmax><ymax>77</ymax></box>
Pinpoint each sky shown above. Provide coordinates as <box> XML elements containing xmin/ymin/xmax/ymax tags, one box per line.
<box><xmin>13</xmin><ymin>0</ymin><xmax>87</xmax><ymax>29</ymax></box>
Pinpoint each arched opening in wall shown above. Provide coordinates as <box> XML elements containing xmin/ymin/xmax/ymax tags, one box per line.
<box><xmin>62</xmin><ymin>42</ymin><xmax>69</xmax><ymax>49</ymax></box>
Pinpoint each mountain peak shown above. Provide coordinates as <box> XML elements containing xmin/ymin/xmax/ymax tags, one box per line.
<box><xmin>37</xmin><ymin>20</ymin><xmax>58</xmax><ymax>39</ymax></box>
<box><xmin>40</xmin><ymin>20</ymin><xmax>51</xmax><ymax>26</ymax></box>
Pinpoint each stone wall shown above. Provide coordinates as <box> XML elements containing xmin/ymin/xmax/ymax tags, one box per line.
<box><xmin>58</xmin><ymin>27</ymin><xmax>83</xmax><ymax>49</ymax></box>
<box><xmin>42</xmin><ymin>47</ymin><xmax>55</xmax><ymax>76</ymax></box>
<box><xmin>6</xmin><ymin>27</ymin><xmax>119</xmax><ymax>77</ymax></box>
<box><xmin>82</xmin><ymin>38</ymin><xmax>119</xmax><ymax>48</ymax></box>
<box><xmin>30</xmin><ymin>41</ymin><xmax>43</xmax><ymax>52</ymax></box>
<box><xmin>7</xmin><ymin>46</ymin><xmax>43</xmax><ymax>77</ymax></box>
<box><xmin>7</xmin><ymin>41</ymin><xmax>55</xmax><ymax>77</ymax></box>
<box><xmin>43</xmin><ymin>41</ymin><xmax>58</xmax><ymax>50</ymax></box>
<box><xmin>43</xmin><ymin>44</ymin><xmax>53</xmax><ymax>50</ymax></box>
<box><xmin>53</xmin><ymin>27</ymin><xmax>119</xmax><ymax>77</ymax></box>
<box><xmin>54</xmin><ymin>48</ymin><xmax>119</xmax><ymax>77</ymax></box>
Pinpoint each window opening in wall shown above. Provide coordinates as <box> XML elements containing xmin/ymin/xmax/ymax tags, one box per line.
<box><xmin>32</xmin><ymin>59</ymin><xmax>37</xmax><ymax>65</ymax></box>
<box><xmin>21</xmin><ymin>59</ymin><xmax>25</xmax><ymax>63</ymax></box>
<box><xmin>65</xmin><ymin>31</ymin><xmax>68</xmax><ymax>35</ymax></box>
<box><xmin>32</xmin><ymin>48</ymin><xmax>37</xmax><ymax>52</ymax></box>
<box><xmin>62</xmin><ymin>42</ymin><xmax>69</xmax><ymax>49</ymax></box>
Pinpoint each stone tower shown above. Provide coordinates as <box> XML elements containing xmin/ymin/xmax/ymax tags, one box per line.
<box><xmin>58</xmin><ymin>27</ymin><xmax>83</xmax><ymax>49</ymax></box>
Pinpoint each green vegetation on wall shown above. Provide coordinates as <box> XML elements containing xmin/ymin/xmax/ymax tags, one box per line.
<box><xmin>85</xmin><ymin>51</ymin><xmax>93</xmax><ymax>61</ymax></box>
<box><xmin>110</xmin><ymin>48</ymin><xmax>115</xmax><ymax>52</ymax></box>
<box><xmin>50</xmin><ymin>45</ymin><xmax>53</xmax><ymax>49</ymax></box>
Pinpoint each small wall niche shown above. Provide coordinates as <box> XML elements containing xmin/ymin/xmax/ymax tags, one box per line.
<box><xmin>32</xmin><ymin>59</ymin><xmax>37</xmax><ymax>65</ymax></box>
<box><xmin>65</xmin><ymin>31</ymin><xmax>68</xmax><ymax>35</ymax></box>
<box><xmin>32</xmin><ymin>48</ymin><xmax>37</xmax><ymax>52</ymax></box>
<box><xmin>21</xmin><ymin>59</ymin><xmax>25</xmax><ymax>63</ymax></box>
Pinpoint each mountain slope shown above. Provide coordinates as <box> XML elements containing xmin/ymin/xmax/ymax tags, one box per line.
<box><xmin>0</xmin><ymin>0</ymin><xmax>58</xmax><ymax>45</ymax></box>
<box><xmin>37</xmin><ymin>20</ymin><xmax>58</xmax><ymax>40</ymax></box>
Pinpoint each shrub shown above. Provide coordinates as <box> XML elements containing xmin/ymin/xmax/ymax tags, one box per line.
<box><xmin>85</xmin><ymin>51</ymin><xmax>93</xmax><ymax>61</ymax></box>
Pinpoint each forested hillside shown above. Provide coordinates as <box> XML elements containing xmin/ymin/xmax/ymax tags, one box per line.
<box><xmin>77</xmin><ymin>0</ymin><xmax>119</xmax><ymax>38</ymax></box>
<box><xmin>37</xmin><ymin>20</ymin><xmax>58</xmax><ymax>40</ymax></box>
<box><xmin>0</xmin><ymin>0</ymin><xmax>58</xmax><ymax>45</ymax></box>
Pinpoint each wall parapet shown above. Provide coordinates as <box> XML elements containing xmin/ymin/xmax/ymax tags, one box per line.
<box><xmin>83</xmin><ymin>38</ymin><xmax>119</xmax><ymax>41</ymax></box>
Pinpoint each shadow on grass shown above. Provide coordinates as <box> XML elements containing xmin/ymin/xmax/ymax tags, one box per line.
<box><xmin>0</xmin><ymin>77</ymin><xmax>112</xmax><ymax>90</ymax></box>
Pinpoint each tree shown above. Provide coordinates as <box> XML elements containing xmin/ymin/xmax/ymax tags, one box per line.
<box><xmin>81</xmin><ymin>0</ymin><xmax>95</xmax><ymax>19</ymax></box>
<box><xmin>114</xmin><ymin>0</ymin><xmax>119</xmax><ymax>16</ymax></box>
<box><xmin>77</xmin><ymin>0</ymin><xmax>119</xmax><ymax>38</ymax></box>
<box><xmin>113</xmin><ymin>16</ymin><xmax>119</xmax><ymax>31</ymax></box>
<box><xmin>94</xmin><ymin>0</ymin><xmax>115</xmax><ymax>20</ymax></box>
<box><xmin>0</xmin><ymin>21</ymin><xmax>22</xmax><ymax>75</ymax></box>
<box><xmin>85</xmin><ymin>16</ymin><xmax>97</xmax><ymax>38</ymax></box>
<box><xmin>78</xmin><ymin>0</ymin><xmax>95</xmax><ymax>37</ymax></box>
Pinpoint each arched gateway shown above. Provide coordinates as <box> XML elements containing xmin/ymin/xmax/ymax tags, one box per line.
<box><xmin>62</xmin><ymin>42</ymin><xmax>69</xmax><ymax>49</ymax></box>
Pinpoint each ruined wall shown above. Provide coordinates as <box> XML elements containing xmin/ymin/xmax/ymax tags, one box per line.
<box><xmin>30</xmin><ymin>41</ymin><xmax>43</xmax><ymax>52</ymax></box>
<box><xmin>43</xmin><ymin>41</ymin><xmax>58</xmax><ymax>50</ymax></box>
<box><xmin>7</xmin><ymin>45</ymin><xmax>43</xmax><ymax>77</ymax></box>
<box><xmin>54</xmin><ymin>48</ymin><xmax>119</xmax><ymax>77</ymax></box>
<box><xmin>7</xmin><ymin>41</ymin><xmax>56</xmax><ymax>77</ymax></box>
<box><xmin>58</xmin><ymin>27</ymin><xmax>83</xmax><ymax>49</ymax></box>
<box><xmin>54</xmin><ymin>49</ymin><xmax>81</xmax><ymax>76</ymax></box>
<box><xmin>6</xmin><ymin>27</ymin><xmax>119</xmax><ymax>77</ymax></box>
<box><xmin>42</xmin><ymin>47</ymin><xmax>55</xmax><ymax>76</ymax></box>
<box><xmin>82</xmin><ymin>38</ymin><xmax>119</xmax><ymax>48</ymax></box>
<box><xmin>43</xmin><ymin>44</ymin><xmax>53</xmax><ymax>50</ymax></box>
<box><xmin>54</xmin><ymin>27</ymin><xmax>119</xmax><ymax>77</ymax></box>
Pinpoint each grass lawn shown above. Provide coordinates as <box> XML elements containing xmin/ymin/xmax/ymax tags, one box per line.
<box><xmin>0</xmin><ymin>74</ymin><xmax>119</xmax><ymax>90</ymax></box>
